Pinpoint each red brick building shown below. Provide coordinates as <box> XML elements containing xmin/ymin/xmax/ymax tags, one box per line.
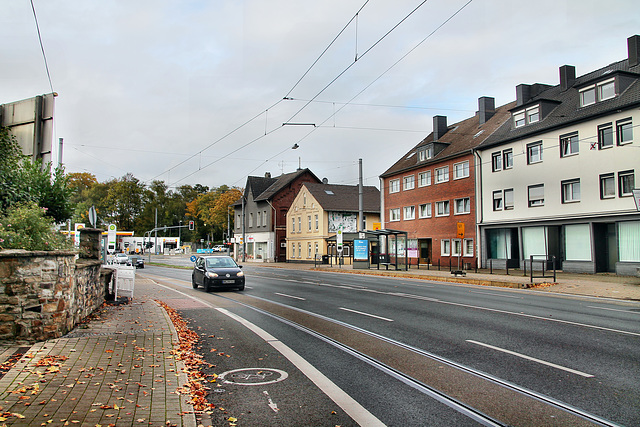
<box><xmin>380</xmin><ymin>97</ymin><xmax>514</xmax><ymax>268</ymax></box>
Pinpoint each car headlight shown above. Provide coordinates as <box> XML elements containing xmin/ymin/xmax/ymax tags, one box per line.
<box><xmin>205</xmin><ymin>272</ymin><xmax>218</xmax><ymax>278</ymax></box>
<box><xmin>237</xmin><ymin>271</ymin><xmax>244</xmax><ymax>277</ymax></box>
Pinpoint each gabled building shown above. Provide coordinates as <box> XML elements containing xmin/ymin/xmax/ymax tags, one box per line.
<box><xmin>286</xmin><ymin>182</ymin><xmax>380</xmax><ymax>263</ymax></box>
<box><xmin>476</xmin><ymin>35</ymin><xmax>640</xmax><ymax>275</ymax></box>
<box><xmin>232</xmin><ymin>169</ymin><xmax>321</xmax><ymax>262</ymax></box>
<box><xmin>380</xmin><ymin>97</ymin><xmax>514</xmax><ymax>267</ymax></box>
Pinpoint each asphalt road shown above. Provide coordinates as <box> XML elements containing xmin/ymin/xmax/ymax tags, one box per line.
<box><xmin>141</xmin><ymin>264</ymin><xmax>640</xmax><ymax>426</ymax></box>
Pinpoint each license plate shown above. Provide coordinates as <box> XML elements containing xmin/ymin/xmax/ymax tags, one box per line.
<box><xmin>222</xmin><ymin>280</ymin><xmax>235</xmax><ymax>284</ymax></box>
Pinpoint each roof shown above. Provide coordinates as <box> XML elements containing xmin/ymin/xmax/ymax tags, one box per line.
<box><xmin>380</xmin><ymin>101</ymin><xmax>516</xmax><ymax>178</ymax></box>
<box><xmin>255</xmin><ymin>168</ymin><xmax>320</xmax><ymax>201</ymax></box>
<box><xmin>479</xmin><ymin>58</ymin><xmax>640</xmax><ymax>149</ymax></box>
<box><xmin>303</xmin><ymin>182</ymin><xmax>380</xmax><ymax>213</ymax></box>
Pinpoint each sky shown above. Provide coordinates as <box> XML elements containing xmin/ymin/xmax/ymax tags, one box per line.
<box><xmin>2</xmin><ymin>0</ymin><xmax>639</xmax><ymax>190</ymax></box>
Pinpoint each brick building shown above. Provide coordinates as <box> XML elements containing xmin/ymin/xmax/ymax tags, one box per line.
<box><xmin>380</xmin><ymin>97</ymin><xmax>514</xmax><ymax>267</ymax></box>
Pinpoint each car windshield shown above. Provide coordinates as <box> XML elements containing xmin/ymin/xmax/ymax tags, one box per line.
<box><xmin>206</xmin><ymin>258</ymin><xmax>237</xmax><ymax>269</ymax></box>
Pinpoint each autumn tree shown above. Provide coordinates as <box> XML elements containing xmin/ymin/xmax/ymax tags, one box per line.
<box><xmin>103</xmin><ymin>173</ymin><xmax>146</xmax><ymax>231</ymax></box>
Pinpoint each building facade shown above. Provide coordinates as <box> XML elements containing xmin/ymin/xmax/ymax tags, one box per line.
<box><xmin>286</xmin><ymin>182</ymin><xmax>380</xmax><ymax>263</ymax></box>
<box><xmin>232</xmin><ymin>169</ymin><xmax>320</xmax><ymax>262</ymax></box>
<box><xmin>380</xmin><ymin>98</ymin><xmax>514</xmax><ymax>267</ymax></box>
<box><xmin>476</xmin><ymin>35</ymin><xmax>640</xmax><ymax>275</ymax></box>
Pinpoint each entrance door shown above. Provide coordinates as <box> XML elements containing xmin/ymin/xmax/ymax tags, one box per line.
<box><xmin>419</xmin><ymin>239</ymin><xmax>432</xmax><ymax>264</ymax></box>
<box><xmin>594</xmin><ymin>223</ymin><xmax>617</xmax><ymax>272</ymax></box>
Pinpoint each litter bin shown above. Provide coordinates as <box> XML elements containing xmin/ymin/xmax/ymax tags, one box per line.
<box><xmin>322</xmin><ymin>255</ymin><xmax>329</xmax><ymax>264</ymax></box>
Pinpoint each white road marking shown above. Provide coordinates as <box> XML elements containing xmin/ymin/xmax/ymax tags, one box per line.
<box><xmin>217</xmin><ymin>308</ymin><xmax>385</xmax><ymax>426</ymax></box>
<box><xmin>263</xmin><ymin>390</ymin><xmax>279</xmax><ymax>413</ymax></box>
<box><xmin>466</xmin><ymin>340</ymin><xmax>594</xmax><ymax>378</ymax></box>
<box><xmin>339</xmin><ymin>307</ymin><xmax>394</xmax><ymax>322</ymax></box>
<box><xmin>587</xmin><ymin>306</ymin><xmax>640</xmax><ymax>315</ymax></box>
<box><xmin>275</xmin><ymin>292</ymin><xmax>306</xmax><ymax>301</ymax></box>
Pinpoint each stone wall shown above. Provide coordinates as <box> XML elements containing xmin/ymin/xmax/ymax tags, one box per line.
<box><xmin>0</xmin><ymin>228</ymin><xmax>109</xmax><ymax>343</ymax></box>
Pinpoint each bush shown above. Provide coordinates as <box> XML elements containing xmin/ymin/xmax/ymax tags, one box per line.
<box><xmin>0</xmin><ymin>202</ymin><xmax>73</xmax><ymax>251</ymax></box>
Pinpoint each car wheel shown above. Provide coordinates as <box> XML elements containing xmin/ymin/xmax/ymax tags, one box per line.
<box><xmin>191</xmin><ymin>275</ymin><xmax>198</xmax><ymax>289</ymax></box>
<box><xmin>237</xmin><ymin>284</ymin><xmax>245</xmax><ymax>291</ymax></box>
<box><xmin>204</xmin><ymin>281</ymin><xmax>211</xmax><ymax>292</ymax></box>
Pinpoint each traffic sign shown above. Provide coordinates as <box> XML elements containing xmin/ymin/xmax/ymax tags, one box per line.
<box><xmin>88</xmin><ymin>206</ymin><xmax>97</xmax><ymax>227</ymax></box>
<box><xmin>190</xmin><ymin>255</ymin><xmax>197</xmax><ymax>262</ymax></box>
<box><xmin>457</xmin><ymin>222</ymin><xmax>465</xmax><ymax>239</ymax></box>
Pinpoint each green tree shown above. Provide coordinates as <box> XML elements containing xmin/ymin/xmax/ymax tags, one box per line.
<box><xmin>103</xmin><ymin>173</ymin><xmax>145</xmax><ymax>231</ymax></box>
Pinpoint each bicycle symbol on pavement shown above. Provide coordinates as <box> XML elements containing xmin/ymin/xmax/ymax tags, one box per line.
<box><xmin>218</xmin><ymin>368</ymin><xmax>288</xmax><ymax>386</ymax></box>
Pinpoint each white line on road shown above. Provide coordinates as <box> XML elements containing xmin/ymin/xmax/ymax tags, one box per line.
<box><xmin>217</xmin><ymin>307</ymin><xmax>385</xmax><ymax>426</ymax></box>
<box><xmin>339</xmin><ymin>307</ymin><xmax>394</xmax><ymax>322</ymax></box>
<box><xmin>468</xmin><ymin>290</ymin><xmax>522</xmax><ymax>299</ymax></box>
<box><xmin>275</xmin><ymin>292</ymin><xmax>306</xmax><ymax>301</ymax></box>
<box><xmin>587</xmin><ymin>306</ymin><xmax>640</xmax><ymax>315</ymax></box>
<box><xmin>466</xmin><ymin>340</ymin><xmax>594</xmax><ymax>378</ymax></box>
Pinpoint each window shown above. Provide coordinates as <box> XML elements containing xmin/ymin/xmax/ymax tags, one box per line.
<box><xmin>492</xmin><ymin>152</ymin><xmax>502</xmax><ymax>172</ymax></box>
<box><xmin>249</xmin><ymin>213</ymin><xmax>254</xmax><ymax>227</ymax></box>
<box><xmin>441</xmin><ymin>239</ymin><xmax>451</xmax><ymax>256</ymax></box>
<box><xmin>390</xmin><ymin>208</ymin><xmax>401</xmax><ymax>221</ymax></box>
<box><xmin>580</xmin><ymin>78</ymin><xmax>617</xmax><ymax>107</ymax></box>
<box><xmin>389</xmin><ymin>179</ymin><xmax>400</xmax><ymax>193</ymax></box>
<box><xmin>562</xmin><ymin>179</ymin><xmax>581</xmax><ymax>203</ymax></box>
<box><xmin>463</xmin><ymin>239</ymin><xmax>474</xmax><ymax>257</ymax></box>
<box><xmin>513</xmin><ymin>105</ymin><xmax>540</xmax><ymax>127</ymax></box>
<box><xmin>418</xmin><ymin>146</ymin><xmax>433</xmax><ymax>161</ymax></box>
<box><xmin>528</xmin><ymin>184</ymin><xmax>544</xmax><ymax>207</ymax></box>
<box><xmin>292</xmin><ymin>243</ymin><xmax>296</xmax><ymax>258</ymax></box>
<box><xmin>298</xmin><ymin>243</ymin><xmax>301</xmax><ymax>258</ymax></box>
<box><xmin>298</xmin><ymin>217</ymin><xmax>301</xmax><ymax>232</ymax></box>
<box><xmin>436</xmin><ymin>201</ymin><xmax>450</xmax><ymax>216</ymax></box>
<box><xmin>291</xmin><ymin>216</ymin><xmax>295</xmax><ymax>232</ymax></box>
<box><xmin>263</xmin><ymin>211</ymin><xmax>267</xmax><ymax>226</ymax></box>
<box><xmin>579</xmin><ymin>87</ymin><xmax>596</xmax><ymax>107</ymax></box>
<box><xmin>418</xmin><ymin>171</ymin><xmax>431</xmax><ymax>187</ymax></box>
<box><xmin>308</xmin><ymin>215</ymin><xmax>312</xmax><ymax>231</ymax></box>
<box><xmin>303</xmin><ymin>193</ymin><xmax>307</xmax><ymax>206</ymax></box>
<box><xmin>617</xmin><ymin>119</ymin><xmax>633</xmax><ymax>145</ymax></box>
<box><xmin>504</xmin><ymin>188</ymin><xmax>514</xmax><ymax>210</ymax></box>
<box><xmin>308</xmin><ymin>243</ymin><xmax>312</xmax><ymax>258</ymax></box>
<box><xmin>315</xmin><ymin>214</ymin><xmax>319</xmax><ymax>230</ymax></box>
<box><xmin>453</xmin><ymin>161</ymin><xmax>469</xmax><ymax>179</ymax></box>
<box><xmin>403</xmin><ymin>175</ymin><xmax>415</xmax><ymax>190</ymax></box>
<box><xmin>419</xmin><ymin>203</ymin><xmax>431</xmax><ymax>218</ymax></box>
<box><xmin>598</xmin><ymin>123</ymin><xmax>614</xmax><ymax>149</ymax></box>
<box><xmin>454</xmin><ymin>198</ymin><xmax>470</xmax><ymax>214</ymax></box>
<box><xmin>527</xmin><ymin>141</ymin><xmax>543</xmax><ymax>164</ymax></box>
<box><xmin>403</xmin><ymin>206</ymin><xmax>415</xmax><ymax>220</ymax></box>
<box><xmin>435</xmin><ymin>166</ymin><xmax>449</xmax><ymax>183</ymax></box>
<box><xmin>619</xmin><ymin>170</ymin><xmax>635</xmax><ymax>196</ymax></box>
<box><xmin>560</xmin><ymin>132</ymin><xmax>579</xmax><ymax>157</ymax></box>
<box><xmin>503</xmin><ymin>149</ymin><xmax>513</xmax><ymax>169</ymax></box>
<box><xmin>600</xmin><ymin>173</ymin><xmax>615</xmax><ymax>199</ymax></box>
<box><xmin>256</xmin><ymin>212</ymin><xmax>261</xmax><ymax>227</ymax></box>
<box><xmin>493</xmin><ymin>190</ymin><xmax>503</xmax><ymax>211</ymax></box>
<box><xmin>452</xmin><ymin>239</ymin><xmax>462</xmax><ymax>256</ymax></box>
<box><xmin>237</xmin><ymin>214</ymin><xmax>241</xmax><ymax>229</ymax></box>
<box><xmin>315</xmin><ymin>243</ymin><xmax>319</xmax><ymax>255</ymax></box>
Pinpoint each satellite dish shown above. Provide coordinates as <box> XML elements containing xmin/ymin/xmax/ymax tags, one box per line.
<box><xmin>322</xmin><ymin>178</ymin><xmax>328</xmax><ymax>184</ymax></box>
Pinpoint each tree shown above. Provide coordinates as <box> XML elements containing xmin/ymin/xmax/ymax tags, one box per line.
<box><xmin>186</xmin><ymin>186</ymin><xmax>242</xmax><ymax>242</ymax></box>
<box><xmin>103</xmin><ymin>173</ymin><xmax>145</xmax><ymax>231</ymax></box>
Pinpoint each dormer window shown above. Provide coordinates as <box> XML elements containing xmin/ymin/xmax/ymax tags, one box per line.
<box><xmin>513</xmin><ymin>105</ymin><xmax>540</xmax><ymax>128</ymax></box>
<box><xmin>579</xmin><ymin>78</ymin><xmax>615</xmax><ymax>107</ymax></box>
<box><xmin>418</xmin><ymin>145</ymin><xmax>433</xmax><ymax>162</ymax></box>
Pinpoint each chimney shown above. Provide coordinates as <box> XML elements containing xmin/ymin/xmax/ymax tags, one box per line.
<box><xmin>560</xmin><ymin>65</ymin><xmax>576</xmax><ymax>91</ymax></box>
<box><xmin>478</xmin><ymin>97</ymin><xmax>495</xmax><ymax>125</ymax></box>
<box><xmin>628</xmin><ymin>35</ymin><xmax>640</xmax><ymax>67</ymax></box>
<box><xmin>265</xmin><ymin>172</ymin><xmax>271</xmax><ymax>178</ymax></box>
<box><xmin>516</xmin><ymin>84</ymin><xmax>531</xmax><ymax>107</ymax></box>
<box><xmin>433</xmin><ymin>115</ymin><xmax>448</xmax><ymax>141</ymax></box>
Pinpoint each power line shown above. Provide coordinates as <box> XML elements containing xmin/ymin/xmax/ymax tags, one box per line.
<box><xmin>30</xmin><ymin>0</ymin><xmax>54</xmax><ymax>94</ymax></box>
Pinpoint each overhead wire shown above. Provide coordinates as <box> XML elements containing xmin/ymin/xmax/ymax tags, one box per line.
<box><xmin>30</xmin><ymin>0</ymin><xmax>54</xmax><ymax>94</ymax></box>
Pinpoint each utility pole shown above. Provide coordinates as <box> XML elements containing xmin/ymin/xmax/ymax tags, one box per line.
<box><xmin>358</xmin><ymin>158</ymin><xmax>364</xmax><ymax>232</ymax></box>
<box><xmin>154</xmin><ymin>208</ymin><xmax>158</xmax><ymax>255</ymax></box>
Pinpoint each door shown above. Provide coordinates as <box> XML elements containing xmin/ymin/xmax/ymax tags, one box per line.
<box><xmin>594</xmin><ymin>223</ymin><xmax>617</xmax><ymax>273</ymax></box>
<box><xmin>419</xmin><ymin>239</ymin><xmax>432</xmax><ymax>264</ymax></box>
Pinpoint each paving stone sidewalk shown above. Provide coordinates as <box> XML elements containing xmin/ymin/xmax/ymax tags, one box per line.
<box><xmin>0</xmin><ymin>278</ymin><xmax>196</xmax><ymax>427</ymax></box>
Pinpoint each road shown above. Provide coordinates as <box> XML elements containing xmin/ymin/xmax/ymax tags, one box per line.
<box><xmin>140</xmin><ymin>263</ymin><xmax>640</xmax><ymax>426</ymax></box>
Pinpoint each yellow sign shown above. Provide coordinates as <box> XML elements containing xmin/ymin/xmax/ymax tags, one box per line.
<box><xmin>373</xmin><ymin>222</ymin><xmax>381</xmax><ymax>231</ymax></box>
<box><xmin>457</xmin><ymin>222</ymin><xmax>465</xmax><ymax>238</ymax></box>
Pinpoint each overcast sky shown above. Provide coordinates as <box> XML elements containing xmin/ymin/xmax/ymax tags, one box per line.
<box><xmin>2</xmin><ymin>0</ymin><xmax>639</xmax><ymax>190</ymax></box>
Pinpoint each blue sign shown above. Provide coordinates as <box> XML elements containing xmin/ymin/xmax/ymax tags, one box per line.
<box><xmin>190</xmin><ymin>255</ymin><xmax>197</xmax><ymax>262</ymax></box>
<box><xmin>354</xmin><ymin>239</ymin><xmax>369</xmax><ymax>260</ymax></box>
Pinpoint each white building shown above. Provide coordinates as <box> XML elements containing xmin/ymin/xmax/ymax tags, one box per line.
<box><xmin>476</xmin><ymin>35</ymin><xmax>640</xmax><ymax>275</ymax></box>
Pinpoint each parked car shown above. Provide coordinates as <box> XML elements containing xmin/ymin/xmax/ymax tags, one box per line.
<box><xmin>128</xmin><ymin>255</ymin><xmax>145</xmax><ymax>268</ymax></box>
<box><xmin>192</xmin><ymin>256</ymin><xmax>244</xmax><ymax>292</ymax></box>
<box><xmin>114</xmin><ymin>253</ymin><xmax>130</xmax><ymax>264</ymax></box>
<box><xmin>213</xmin><ymin>245</ymin><xmax>226</xmax><ymax>252</ymax></box>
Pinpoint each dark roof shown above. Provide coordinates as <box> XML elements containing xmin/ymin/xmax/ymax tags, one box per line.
<box><xmin>255</xmin><ymin>168</ymin><xmax>320</xmax><ymax>201</ymax></box>
<box><xmin>380</xmin><ymin>101</ymin><xmax>516</xmax><ymax>178</ymax></box>
<box><xmin>479</xmin><ymin>58</ymin><xmax>640</xmax><ymax>149</ymax></box>
<box><xmin>303</xmin><ymin>183</ymin><xmax>380</xmax><ymax>213</ymax></box>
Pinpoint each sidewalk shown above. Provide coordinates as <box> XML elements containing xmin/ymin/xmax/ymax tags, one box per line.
<box><xmin>0</xmin><ymin>278</ymin><xmax>196</xmax><ymax>427</ymax></box>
